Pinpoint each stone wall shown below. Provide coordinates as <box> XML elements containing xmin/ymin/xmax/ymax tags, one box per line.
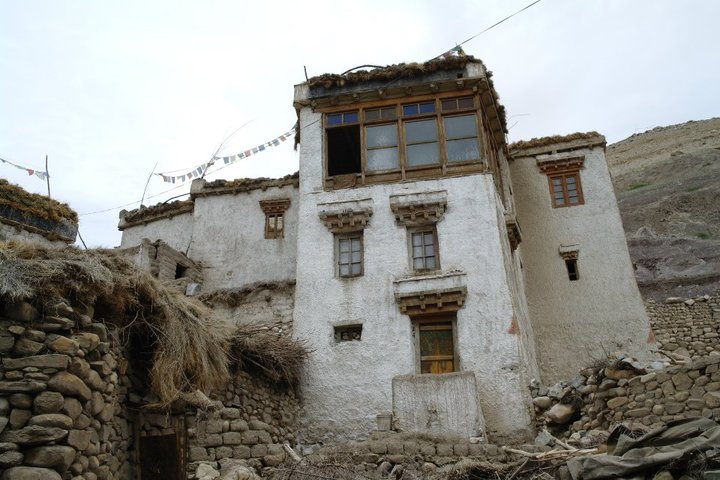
<box><xmin>531</xmin><ymin>354</ymin><xmax>720</xmax><ymax>443</ymax></box>
<box><xmin>0</xmin><ymin>295</ymin><xmax>299</xmax><ymax>480</ymax></box>
<box><xmin>185</xmin><ymin>370</ymin><xmax>297</xmax><ymax>479</ymax></box>
<box><xmin>0</xmin><ymin>299</ymin><xmax>133</xmax><ymax>480</ymax></box>
<box><xmin>647</xmin><ymin>294</ymin><xmax>720</xmax><ymax>358</ymax></box>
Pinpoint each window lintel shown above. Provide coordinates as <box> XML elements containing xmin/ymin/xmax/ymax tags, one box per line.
<box><xmin>259</xmin><ymin>198</ymin><xmax>291</xmax><ymax>214</ymax></box>
<box><xmin>537</xmin><ymin>155</ymin><xmax>585</xmax><ymax>174</ymax></box>
<box><xmin>395</xmin><ymin>287</ymin><xmax>467</xmax><ymax>316</ymax></box>
<box><xmin>319</xmin><ymin>208</ymin><xmax>373</xmax><ymax>233</ymax></box>
<box><xmin>505</xmin><ymin>214</ymin><xmax>522</xmax><ymax>251</ymax></box>
<box><xmin>559</xmin><ymin>244</ymin><xmax>580</xmax><ymax>260</ymax></box>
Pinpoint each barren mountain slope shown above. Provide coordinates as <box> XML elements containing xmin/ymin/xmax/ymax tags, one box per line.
<box><xmin>607</xmin><ymin>118</ymin><xmax>720</xmax><ymax>300</ymax></box>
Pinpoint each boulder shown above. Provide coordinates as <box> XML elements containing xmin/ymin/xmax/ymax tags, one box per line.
<box><xmin>12</xmin><ymin>339</ymin><xmax>43</xmax><ymax>356</ymax></box>
<box><xmin>24</xmin><ymin>445</ymin><xmax>75</xmax><ymax>472</ymax></box>
<box><xmin>0</xmin><ymin>450</ymin><xmax>23</xmax><ymax>467</ymax></box>
<box><xmin>47</xmin><ymin>372</ymin><xmax>91</xmax><ymax>401</ymax></box>
<box><xmin>67</xmin><ymin>429</ymin><xmax>93</xmax><ymax>450</ymax></box>
<box><xmin>0</xmin><ymin>426</ymin><xmax>68</xmax><ymax>445</ymax></box>
<box><xmin>62</xmin><ymin>398</ymin><xmax>83</xmax><ymax>419</ymax></box>
<box><xmin>28</xmin><ymin>414</ymin><xmax>73</xmax><ymax>429</ymax></box>
<box><xmin>73</xmin><ymin>333</ymin><xmax>100</xmax><ymax>352</ymax></box>
<box><xmin>1</xmin><ymin>466</ymin><xmax>62</xmax><ymax>480</ymax></box>
<box><xmin>2</xmin><ymin>354</ymin><xmax>70</xmax><ymax>371</ymax></box>
<box><xmin>546</xmin><ymin>403</ymin><xmax>576</xmax><ymax>425</ymax></box>
<box><xmin>8</xmin><ymin>410</ymin><xmax>31</xmax><ymax>430</ymax></box>
<box><xmin>196</xmin><ymin>463</ymin><xmax>221</xmax><ymax>480</ymax></box>
<box><xmin>33</xmin><ymin>391</ymin><xmax>64</xmax><ymax>414</ymax></box>
<box><xmin>8</xmin><ymin>394</ymin><xmax>32</xmax><ymax>409</ymax></box>
<box><xmin>45</xmin><ymin>336</ymin><xmax>79</xmax><ymax>356</ymax></box>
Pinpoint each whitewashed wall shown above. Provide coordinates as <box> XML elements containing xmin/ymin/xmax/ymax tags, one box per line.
<box><xmin>187</xmin><ymin>185</ymin><xmax>298</xmax><ymax>291</ymax></box>
<box><xmin>509</xmin><ymin>146</ymin><xmax>652</xmax><ymax>384</ymax></box>
<box><xmin>119</xmin><ymin>211</ymin><xmax>194</xmax><ymax>253</ymax></box>
<box><xmin>119</xmin><ymin>184</ymin><xmax>299</xmax><ymax>292</ymax></box>
<box><xmin>292</xmin><ymin>107</ymin><xmax>535</xmax><ymax>445</ymax></box>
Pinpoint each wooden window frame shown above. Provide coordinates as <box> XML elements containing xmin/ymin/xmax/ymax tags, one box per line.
<box><xmin>408</xmin><ymin>226</ymin><xmax>440</xmax><ymax>272</ymax></box>
<box><xmin>322</xmin><ymin>93</ymin><xmax>486</xmax><ymax>188</ymax></box>
<box><xmin>565</xmin><ymin>258</ymin><xmax>579</xmax><ymax>281</ymax></box>
<box><xmin>335</xmin><ymin>232</ymin><xmax>364</xmax><ymax>278</ymax></box>
<box><xmin>334</xmin><ymin>324</ymin><xmax>363</xmax><ymax>342</ymax></box>
<box><xmin>259</xmin><ymin>199</ymin><xmax>291</xmax><ymax>239</ymax></box>
<box><xmin>264</xmin><ymin>213</ymin><xmax>284</xmax><ymax>239</ymax></box>
<box><xmin>547</xmin><ymin>170</ymin><xmax>584</xmax><ymax>208</ymax></box>
<box><xmin>413</xmin><ymin>315</ymin><xmax>458</xmax><ymax>375</ymax></box>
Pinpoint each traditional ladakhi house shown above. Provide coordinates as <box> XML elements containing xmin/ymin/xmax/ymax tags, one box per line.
<box><xmin>118</xmin><ymin>54</ymin><xmax>652</xmax><ymax>445</ymax></box>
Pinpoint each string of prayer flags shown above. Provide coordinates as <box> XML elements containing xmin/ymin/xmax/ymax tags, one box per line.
<box><xmin>0</xmin><ymin>156</ymin><xmax>49</xmax><ymax>181</ymax></box>
<box><xmin>157</xmin><ymin>128</ymin><xmax>295</xmax><ymax>184</ymax></box>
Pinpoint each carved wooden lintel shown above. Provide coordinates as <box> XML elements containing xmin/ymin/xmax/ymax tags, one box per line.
<box><xmin>319</xmin><ymin>209</ymin><xmax>372</xmax><ymax>233</ymax></box>
<box><xmin>390</xmin><ymin>200</ymin><xmax>447</xmax><ymax>227</ymax></box>
<box><xmin>259</xmin><ymin>198</ymin><xmax>291</xmax><ymax>215</ymax></box>
<box><xmin>559</xmin><ymin>247</ymin><xmax>579</xmax><ymax>261</ymax></box>
<box><xmin>505</xmin><ymin>215</ymin><xmax>522</xmax><ymax>251</ymax></box>
<box><xmin>395</xmin><ymin>287</ymin><xmax>467</xmax><ymax>316</ymax></box>
<box><xmin>537</xmin><ymin>156</ymin><xmax>585</xmax><ymax>174</ymax></box>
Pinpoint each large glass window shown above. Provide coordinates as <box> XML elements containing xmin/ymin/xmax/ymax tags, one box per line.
<box><xmin>405</xmin><ymin>119</ymin><xmax>440</xmax><ymax>167</ymax></box>
<box><xmin>366</xmin><ymin>124</ymin><xmax>399</xmax><ymax>171</ymax></box>
<box><xmin>323</xmin><ymin>96</ymin><xmax>482</xmax><ymax>181</ymax></box>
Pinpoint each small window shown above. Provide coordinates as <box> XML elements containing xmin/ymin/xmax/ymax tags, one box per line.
<box><xmin>402</xmin><ymin>102</ymin><xmax>436</xmax><ymax>117</ymax></box>
<box><xmin>334</xmin><ymin>324</ymin><xmax>362</xmax><ymax>342</ymax></box>
<box><xmin>565</xmin><ymin>258</ymin><xmax>579</xmax><ymax>281</ymax></box>
<box><xmin>265</xmin><ymin>213</ymin><xmax>284</xmax><ymax>239</ymax></box>
<box><xmin>416</xmin><ymin>320</ymin><xmax>455</xmax><ymax>374</ymax></box>
<box><xmin>441</xmin><ymin>96</ymin><xmax>474</xmax><ymax>112</ymax></box>
<box><xmin>260</xmin><ymin>199</ymin><xmax>290</xmax><ymax>239</ymax></box>
<box><xmin>410</xmin><ymin>228</ymin><xmax>439</xmax><ymax>271</ymax></box>
<box><xmin>549</xmin><ymin>172</ymin><xmax>584</xmax><ymax>207</ymax></box>
<box><xmin>174</xmin><ymin>264</ymin><xmax>188</xmax><ymax>279</ymax></box>
<box><xmin>337</xmin><ymin>234</ymin><xmax>363</xmax><ymax>277</ymax></box>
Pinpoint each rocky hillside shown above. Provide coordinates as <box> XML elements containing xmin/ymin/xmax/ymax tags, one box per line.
<box><xmin>607</xmin><ymin>118</ymin><xmax>720</xmax><ymax>300</ymax></box>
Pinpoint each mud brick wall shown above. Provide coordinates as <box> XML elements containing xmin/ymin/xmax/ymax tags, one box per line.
<box><xmin>647</xmin><ymin>294</ymin><xmax>720</xmax><ymax>358</ymax></box>
<box><xmin>0</xmin><ymin>299</ymin><xmax>133</xmax><ymax>480</ymax></box>
<box><xmin>186</xmin><ymin>371</ymin><xmax>298</xmax><ymax>479</ymax></box>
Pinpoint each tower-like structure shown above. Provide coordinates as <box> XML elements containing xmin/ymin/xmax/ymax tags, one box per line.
<box><xmin>291</xmin><ymin>57</ymin><xmax>538</xmax><ymax>443</ymax></box>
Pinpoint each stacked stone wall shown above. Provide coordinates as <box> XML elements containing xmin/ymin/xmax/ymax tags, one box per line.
<box><xmin>182</xmin><ymin>370</ymin><xmax>297</xmax><ymax>479</ymax></box>
<box><xmin>529</xmin><ymin>293</ymin><xmax>720</xmax><ymax>441</ymax></box>
<box><xmin>0</xmin><ymin>299</ymin><xmax>132</xmax><ymax>480</ymax></box>
<box><xmin>647</xmin><ymin>294</ymin><xmax>719</xmax><ymax>358</ymax></box>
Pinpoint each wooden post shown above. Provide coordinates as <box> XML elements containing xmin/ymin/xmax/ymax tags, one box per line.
<box><xmin>45</xmin><ymin>154</ymin><xmax>51</xmax><ymax>198</ymax></box>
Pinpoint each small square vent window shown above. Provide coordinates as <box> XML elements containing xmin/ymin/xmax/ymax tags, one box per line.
<box><xmin>334</xmin><ymin>325</ymin><xmax>362</xmax><ymax>343</ymax></box>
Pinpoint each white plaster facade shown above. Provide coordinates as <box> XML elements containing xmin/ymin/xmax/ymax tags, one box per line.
<box><xmin>509</xmin><ymin>141</ymin><xmax>652</xmax><ymax>383</ymax></box>
<box><xmin>117</xmin><ymin>55</ymin><xmax>650</xmax><ymax>446</ymax></box>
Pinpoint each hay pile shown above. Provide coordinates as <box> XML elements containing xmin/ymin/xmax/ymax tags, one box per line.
<box><xmin>121</xmin><ymin>199</ymin><xmax>194</xmax><ymax>225</ymax></box>
<box><xmin>0</xmin><ymin>179</ymin><xmax>78</xmax><ymax>224</ymax></box>
<box><xmin>307</xmin><ymin>56</ymin><xmax>482</xmax><ymax>90</ymax></box>
<box><xmin>508</xmin><ymin>132</ymin><xmax>605</xmax><ymax>152</ymax></box>
<box><xmin>0</xmin><ymin>242</ymin><xmax>307</xmax><ymax>406</ymax></box>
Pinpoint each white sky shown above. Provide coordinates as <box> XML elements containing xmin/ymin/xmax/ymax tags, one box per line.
<box><xmin>1</xmin><ymin>0</ymin><xmax>718</xmax><ymax>248</ymax></box>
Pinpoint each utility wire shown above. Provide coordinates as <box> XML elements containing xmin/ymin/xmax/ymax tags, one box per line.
<box><xmin>434</xmin><ymin>0</ymin><xmax>542</xmax><ymax>58</ymax></box>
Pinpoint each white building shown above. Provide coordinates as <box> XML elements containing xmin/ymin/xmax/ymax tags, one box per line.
<box><xmin>118</xmin><ymin>55</ymin><xmax>651</xmax><ymax>445</ymax></box>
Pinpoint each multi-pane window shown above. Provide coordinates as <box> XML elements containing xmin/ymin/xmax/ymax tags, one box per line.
<box><xmin>337</xmin><ymin>234</ymin><xmax>363</xmax><ymax>277</ymax></box>
<box><xmin>265</xmin><ymin>214</ymin><xmax>284</xmax><ymax>239</ymax></box>
<box><xmin>324</xmin><ymin>96</ymin><xmax>482</xmax><ymax>178</ymax></box>
<box><xmin>416</xmin><ymin>320</ymin><xmax>455</xmax><ymax>374</ymax></box>
<box><xmin>260</xmin><ymin>199</ymin><xmax>290</xmax><ymax>239</ymax></box>
<box><xmin>410</xmin><ymin>228</ymin><xmax>438</xmax><ymax>271</ymax></box>
<box><xmin>549</xmin><ymin>172</ymin><xmax>584</xmax><ymax>207</ymax></box>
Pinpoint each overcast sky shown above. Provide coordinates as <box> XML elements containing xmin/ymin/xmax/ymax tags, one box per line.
<box><xmin>1</xmin><ymin>0</ymin><xmax>718</xmax><ymax>247</ymax></box>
